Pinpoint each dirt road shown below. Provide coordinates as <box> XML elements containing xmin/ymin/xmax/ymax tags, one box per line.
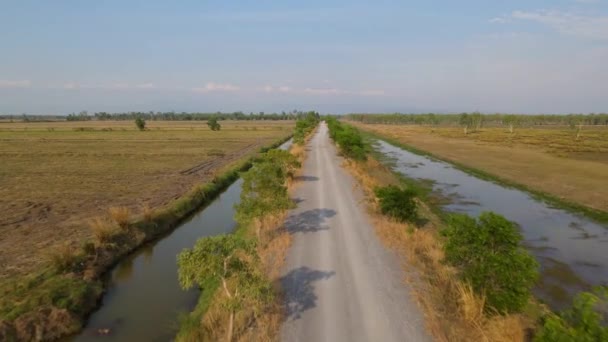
<box><xmin>281</xmin><ymin>122</ymin><xmax>431</xmax><ymax>342</ymax></box>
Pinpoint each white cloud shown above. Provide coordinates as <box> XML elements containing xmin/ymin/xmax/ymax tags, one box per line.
<box><xmin>0</xmin><ymin>80</ymin><xmax>31</xmax><ymax>88</ymax></box>
<box><xmin>303</xmin><ymin>87</ymin><xmax>348</xmax><ymax>95</ymax></box>
<box><xmin>63</xmin><ymin>82</ymin><xmax>78</xmax><ymax>89</ymax></box>
<box><xmin>192</xmin><ymin>82</ymin><xmax>240</xmax><ymax>93</ymax></box>
<box><xmin>258</xmin><ymin>85</ymin><xmax>292</xmax><ymax>93</ymax></box>
<box><xmin>507</xmin><ymin>10</ymin><xmax>608</xmax><ymax>40</ymax></box>
<box><xmin>110</xmin><ymin>83</ymin><xmax>130</xmax><ymax>89</ymax></box>
<box><xmin>358</xmin><ymin>89</ymin><xmax>386</xmax><ymax>96</ymax></box>
<box><xmin>136</xmin><ymin>83</ymin><xmax>155</xmax><ymax>89</ymax></box>
<box><xmin>489</xmin><ymin>17</ymin><xmax>511</xmax><ymax>24</ymax></box>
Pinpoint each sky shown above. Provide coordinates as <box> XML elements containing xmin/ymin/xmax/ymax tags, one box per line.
<box><xmin>1</xmin><ymin>0</ymin><xmax>607</xmax><ymax>114</ymax></box>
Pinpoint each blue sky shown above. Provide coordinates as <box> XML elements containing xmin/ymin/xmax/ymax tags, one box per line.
<box><xmin>1</xmin><ymin>0</ymin><xmax>607</xmax><ymax>114</ymax></box>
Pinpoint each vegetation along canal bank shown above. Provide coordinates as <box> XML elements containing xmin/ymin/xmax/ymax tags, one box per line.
<box><xmin>175</xmin><ymin>113</ymin><xmax>319</xmax><ymax>341</ymax></box>
<box><xmin>70</xmin><ymin>139</ymin><xmax>294</xmax><ymax>341</ymax></box>
<box><xmin>327</xmin><ymin>118</ymin><xmax>608</xmax><ymax>341</ymax></box>
<box><xmin>348</xmin><ymin>114</ymin><xmax>608</xmax><ymax>223</ymax></box>
<box><xmin>0</xmin><ymin>119</ymin><xmax>295</xmax><ymax>341</ymax></box>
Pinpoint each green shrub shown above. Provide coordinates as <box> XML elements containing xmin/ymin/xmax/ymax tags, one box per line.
<box><xmin>535</xmin><ymin>287</ymin><xmax>608</xmax><ymax>342</ymax></box>
<box><xmin>293</xmin><ymin>112</ymin><xmax>320</xmax><ymax>144</ymax></box>
<box><xmin>207</xmin><ymin>117</ymin><xmax>221</xmax><ymax>131</ymax></box>
<box><xmin>326</xmin><ymin>118</ymin><xmax>367</xmax><ymax>160</ymax></box>
<box><xmin>442</xmin><ymin>212</ymin><xmax>539</xmax><ymax>313</ymax></box>
<box><xmin>374</xmin><ymin>185</ymin><xmax>417</xmax><ymax>222</ymax></box>
<box><xmin>135</xmin><ymin>117</ymin><xmax>146</xmax><ymax>130</ymax></box>
<box><xmin>178</xmin><ymin>235</ymin><xmax>271</xmax><ymax>342</ymax></box>
<box><xmin>235</xmin><ymin>151</ymin><xmax>296</xmax><ymax>225</ymax></box>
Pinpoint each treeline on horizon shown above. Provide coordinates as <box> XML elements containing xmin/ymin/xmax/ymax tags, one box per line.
<box><xmin>347</xmin><ymin>112</ymin><xmax>608</xmax><ymax>126</ymax></box>
<box><xmin>0</xmin><ymin>110</ymin><xmax>318</xmax><ymax>122</ymax></box>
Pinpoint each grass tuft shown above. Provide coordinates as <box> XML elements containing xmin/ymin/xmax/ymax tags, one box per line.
<box><xmin>108</xmin><ymin>206</ymin><xmax>131</xmax><ymax>229</ymax></box>
<box><xmin>89</xmin><ymin>217</ymin><xmax>120</xmax><ymax>244</ymax></box>
<box><xmin>47</xmin><ymin>243</ymin><xmax>82</xmax><ymax>273</ymax></box>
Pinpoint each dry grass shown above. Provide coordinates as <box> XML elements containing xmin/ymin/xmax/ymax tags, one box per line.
<box><xmin>0</xmin><ymin>120</ymin><xmax>293</xmax><ymax>282</ymax></box>
<box><xmin>343</xmin><ymin>156</ymin><xmax>535</xmax><ymax>342</ymax></box>
<box><xmin>46</xmin><ymin>243</ymin><xmax>80</xmax><ymax>273</ymax></box>
<box><xmin>108</xmin><ymin>207</ymin><xmax>131</xmax><ymax>229</ymax></box>
<box><xmin>351</xmin><ymin>122</ymin><xmax>608</xmax><ymax>213</ymax></box>
<box><xmin>141</xmin><ymin>204</ymin><xmax>154</xmax><ymax>222</ymax></box>
<box><xmin>89</xmin><ymin>218</ymin><xmax>120</xmax><ymax>245</ymax></box>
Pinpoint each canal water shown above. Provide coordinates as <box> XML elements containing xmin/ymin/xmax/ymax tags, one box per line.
<box><xmin>73</xmin><ymin>141</ymin><xmax>291</xmax><ymax>341</ymax></box>
<box><xmin>373</xmin><ymin>139</ymin><xmax>608</xmax><ymax>310</ymax></box>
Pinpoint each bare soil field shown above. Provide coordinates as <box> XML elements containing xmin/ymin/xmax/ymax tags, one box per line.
<box><xmin>350</xmin><ymin>122</ymin><xmax>608</xmax><ymax>214</ymax></box>
<box><xmin>0</xmin><ymin>120</ymin><xmax>293</xmax><ymax>281</ymax></box>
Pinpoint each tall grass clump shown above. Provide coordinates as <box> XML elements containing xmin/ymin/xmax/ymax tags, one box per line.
<box><xmin>535</xmin><ymin>287</ymin><xmax>608</xmax><ymax>341</ymax></box>
<box><xmin>89</xmin><ymin>217</ymin><xmax>120</xmax><ymax>244</ymax></box>
<box><xmin>374</xmin><ymin>185</ymin><xmax>418</xmax><ymax>223</ymax></box>
<box><xmin>108</xmin><ymin>206</ymin><xmax>131</xmax><ymax>229</ymax></box>
<box><xmin>47</xmin><ymin>243</ymin><xmax>83</xmax><ymax>273</ymax></box>
<box><xmin>326</xmin><ymin>117</ymin><xmax>367</xmax><ymax>160</ymax></box>
<box><xmin>442</xmin><ymin>212</ymin><xmax>539</xmax><ymax>313</ymax></box>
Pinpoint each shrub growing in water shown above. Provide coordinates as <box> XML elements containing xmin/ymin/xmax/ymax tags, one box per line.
<box><xmin>442</xmin><ymin>212</ymin><xmax>539</xmax><ymax>313</ymax></box>
<box><xmin>374</xmin><ymin>185</ymin><xmax>418</xmax><ymax>223</ymax></box>
<box><xmin>535</xmin><ymin>287</ymin><xmax>608</xmax><ymax>342</ymax></box>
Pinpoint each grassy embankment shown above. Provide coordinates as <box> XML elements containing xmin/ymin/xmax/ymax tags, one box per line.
<box><xmin>0</xmin><ymin>120</ymin><xmax>293</xmax><ymax>341</ymax></box>
<box><xmin>327</xmin><ymin>118</ymin><xmax>547</xmax><ymax>341</ymax></box>
<box><xmin>333</xmin><ymin>120</ymin><xmax>608</xmax><ymax>341</ymax></box>
<box><xmin>175</xmin><ymin>114</ymin><xmax>319</xmax><ymax>341</ymax></box>
<box><xmin>349</xmin><ymin>122</ymin><xmax>608</xmax><ymax>224</ymax></box>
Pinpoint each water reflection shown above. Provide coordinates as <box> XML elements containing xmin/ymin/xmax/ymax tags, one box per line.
<box><xmin>373</xmin><ymin>139</ymin><xmax>608</xmax><ymax>310</ymax></box>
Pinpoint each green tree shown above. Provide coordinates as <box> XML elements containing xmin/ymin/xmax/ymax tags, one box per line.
<box><xmin>135</xmin><ymin>117</ymin><xmax>146</xmax><ymax>131</ymax></box>
<box><xmin>178</xmin><ymin>235</ymin><xmax>271</xmax><ymax>342</ymax></box>
<box><xmin>459</xmin><ymin>113</ymin><xmax>472</xmax><ymax>135</ymax></box>
<box><xmin>442</xmin><ymin>212</ymin><xmax>539</xmax><ymax>313</ymax></box>
<box><xmin>503</xmin><ymin>114</ymin><xmax>520</xmax><ymax>134</ymax></box>
<box><xmin>208</xmin><ymin>117</ymin><xmax>221</xmax><ymax>131</ymax></box>
<box><xmin>568</xmin><ymin>115</ymin><xmax>584</xmax><ymax>141</ymax></box>
<box><xmin>471</xmin><ymin>112</ymin><xmax>484</xmax><ymax>132</ymax></box>
<box><xmin>374</xmin><ymin>185</ymin><xmax>418</xmax><ymax>223</ymax></box>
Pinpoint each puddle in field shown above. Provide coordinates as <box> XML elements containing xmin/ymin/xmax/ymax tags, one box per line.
<box><xmin>373</xmin><ymin>139</ymin><xmax>608</xmax><ymax>310</ymax></box>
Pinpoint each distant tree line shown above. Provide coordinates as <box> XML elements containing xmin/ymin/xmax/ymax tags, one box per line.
<box><xmin>0</xmin><ymin>110</ymin><xmax>318</xmax><ymax>122</ymax></box>
<box><xmin>347</xmin><ymin>113</ymin><xmax>608</xmax><ymax>127</ymax></box>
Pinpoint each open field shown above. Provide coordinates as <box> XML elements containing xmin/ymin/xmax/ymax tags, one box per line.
<box><xmin>349</xmin><ymin>122</ymin><xmax>608</xmax><ymax>214</ymax></box>
<box><xmin>0</xmin><ymin>120</ymin><xmax>293</xmax><ymax>281</ymax></box>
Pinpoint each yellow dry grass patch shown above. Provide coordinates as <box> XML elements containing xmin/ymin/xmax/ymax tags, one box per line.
<box><xmin>0</xmin><ymin>120</ymin><xmax>293</xmax><ymax>281</ymax></box>
<box><xmin>343</xmin><ymin>156</ymin><xmax>533</xmax><ymax>342</ymax></box>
